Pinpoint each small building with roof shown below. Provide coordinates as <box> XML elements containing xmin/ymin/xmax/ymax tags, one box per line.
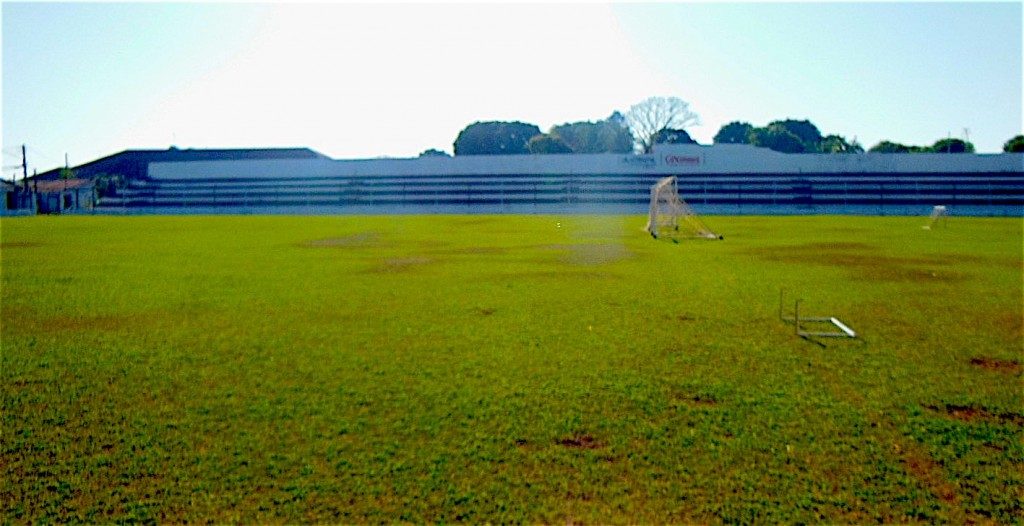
<box><xmin>31</xmin><ymin>179</ymin><xmax>98</xmax><ymax>214</ymax></box>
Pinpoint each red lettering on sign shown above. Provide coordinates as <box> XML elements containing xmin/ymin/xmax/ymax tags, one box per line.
<box><xmin>664</xmin><ymin>155</ymin><xmax>701</xmax><ymax>166</ymax></box>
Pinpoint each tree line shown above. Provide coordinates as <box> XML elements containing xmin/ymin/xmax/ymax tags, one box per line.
<box><xmin>428</xmin><ymin>96</ymin><xmax>1024</xmax><ymax>156</ymax></box>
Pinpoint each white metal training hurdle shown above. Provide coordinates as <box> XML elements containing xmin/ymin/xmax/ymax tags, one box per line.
<box><xmin>779</xmin><ymin>289</ymin><xmax>857</xmax><ymax>344</ymax></box>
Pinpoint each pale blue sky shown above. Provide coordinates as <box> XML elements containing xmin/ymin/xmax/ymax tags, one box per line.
<box><xmin>2</xmin><ymin>2</ymin><xmax>1021</xmax><ymax>176</ymax></box>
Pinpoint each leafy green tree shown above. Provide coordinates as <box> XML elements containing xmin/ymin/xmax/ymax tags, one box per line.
<box><xmin>93</xmin><ymin>172</ymin><xmax>125</xmax><ymax>198</ymax></box>
<box><xmin>527</xmin><ymin>134</ymin><xmax>572</xmax><ymax>154</ymax></box>
<box><xmin>767</xmin><ymin>119</ymin><xmax>822</xmax><ymax>150</ymax></box>
<box><xmin>1003</xmin><ymin>135</ymin><xmax>1024</xmax><ymax>152</ymax></box>
<box><xmin>625</xmin><ymin>96</ymin><xmax>700</xmax><ymax>153</ymax></box>
<box><xmin>931</xmin><ymin>138</ymin><xmax>975</xmax><ymax>153</ymax></box>
<box><xmin>868</xmin><ymin>141</ymin><xmax>929</xmax><ymax>153</ymax></box>
<box><xmin>419</xmin><ymin>149</ymin><xmax>450</xmax><ymax>157</ymax></box>
<box><xmin>597</xmin><ymin>116</ymin><xmax>635</xmax><ymax>153</ymax></box>
<box><xmin>713</xmin><ymin>122</ymin><xmax>754</xmax><ymax>144</ymax></box>
<box><xmin>749</xmin><ymin>126</ymin><xmax>806</xmax><ymax>153</ymax></box>
<box><xmin>869</xmin><ymin>141</ymin><xmax>911</xmax><ymax>153</ymax></box>
<box><xmin>59</xmin><ymin>167</ymin><xmax>76</xmax><ymax>191</ymax></box>
<box><xmin>550</xmin><ymin>113</ymin><xmax>633</xmax><ymax>154</ymax></box>
<box><xmin>818</xmin><ymin>134</ymin><xmax>863</xmax><ymax>153</ymax></box>
<box><xmin>652</xmin><ymin>128</ymin><xmax>697</xmax><ymax>145</ymax></box>
<box><xmin>453</xmin><ymin>121</ymin><xmax>542</xmax><ymax>155</ymax></box>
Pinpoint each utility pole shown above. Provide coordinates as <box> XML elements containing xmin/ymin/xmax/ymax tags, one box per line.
<box><xmin>21</xmin><ymin>144</ymin><xmax>28</xmax><ymax>190</ymax></box>
<box><xmin>63</xmin><ymin>153</ymin><xmax>71</xmax><ymax>191</ymax></box>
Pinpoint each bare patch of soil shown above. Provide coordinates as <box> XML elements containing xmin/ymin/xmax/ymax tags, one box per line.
<box><xmin>926</xmin><ymin>403</ymin><xmax>1024</xmax><ymax>425</ymax></box>
<box><xmin>556</xmin><ymin>434</ymin><xmax>604</xmax><ymax>449</ymax></box>
<box><xmin>534</xmin><ymin>243</ymin><xmax>633</xmax><ymax>266</ymax></box>
<box><xmin>366</xmin><ymin>256</ymin><xmax>433</xmax><ymax>273</ymax></box>
<box><xmin>42</xmin><ymin>313</ymin><xmax>161</xmax><ymax>333</ymax></box>
<box><xmin>0</xmin><ymin>241</ymin><xmax>42</xmax><ymax>248</ymax></box>
<box><xmin>475</xmin><ymin>307</ymin><xmax>496</xmax><ymax>316</ymax></box>
<box><xmin>792</xmin><ymin>242</ymin><xmax>877</xmax><ymax>251</ymax></box>
<box><xmin>994</xmin><ymin>312</ymin><xmax>1024</xmax><ymax>342</ymax></box>
<box><xmin>902</xmin><ymin>451</ymin><xmax>960</xmax><ymax>504</ymax></box>
<box><xmin>568</xmin><ymin>244</ymin><xmax>632</xmax><ymax>265</ymax></box>
<box><xmin>686</xmin><ymin>395</ymin><xmax>718</xmax><ymax>406</ymax></box>
<box><xmin>671</xmin><ymin>391</ymin><xmax>718</xmax><ymax>407</ymax></box>
<box><xmin>969</xmin><ymin>356</ymin><xmax>1022</xmax><ymax>374</ymax></box>
<box><xmin>431</xmin><ymin>246</ymin><xmax>508</xmax><ymax>256</ymax></box>
<box><xmin>488</xmin><ymin>270</ymin><xmax>621</xmax><ymax>282</ymax></box>
<box><xmin>746</xmin><ymin>243</ymin><xmax>965</xmax><ymax>283</ymax></box>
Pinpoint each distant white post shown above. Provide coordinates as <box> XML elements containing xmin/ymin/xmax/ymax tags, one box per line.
<box><xmin>923</xmin><ymin>205</ymin><xmax>948</xmax><ymax>230</ymax></box>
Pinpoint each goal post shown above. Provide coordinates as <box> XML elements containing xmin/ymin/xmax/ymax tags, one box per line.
<box><xmin>922</xmin><ymin>205</ymin><xmax>948</xmax><ymax>230</ymax></box>
<box><xmin>644</xmin><ymin>176</ymin><xmax>721</xmax><ymax>240</ymax></box>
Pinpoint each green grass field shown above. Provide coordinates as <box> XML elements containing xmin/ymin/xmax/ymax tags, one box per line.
<box><xmin>2</xmin><ymin>214</ymin><xmax>1021</xmax><ymax>523</ymax></box>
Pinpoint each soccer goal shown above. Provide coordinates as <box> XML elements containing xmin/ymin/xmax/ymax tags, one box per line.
<box><xmin>922</xmin><ymin>205</ymin><xmax>948</xmax><ymax>230</ymax></box>
<box><xmin>644</xmin><ymin>176</ymin><xmax>721</xmax><ymax>240</ymax></box>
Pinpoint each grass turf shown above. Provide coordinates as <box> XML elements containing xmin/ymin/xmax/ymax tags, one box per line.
<box><xmin>1</xmin><ymin>214</ymin><xmax>1021</xmax><ymax>522</ymax></box>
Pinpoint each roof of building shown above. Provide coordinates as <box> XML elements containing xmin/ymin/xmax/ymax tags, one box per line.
<box><xmin>32</xmin><ymin>179</ymin><xmax>96</xmax><ymax>193</ymax></box>
<box><xmin>32</xmin><ymin>147</ymin><xmax>330</xmax><ymax>181</ymax></box>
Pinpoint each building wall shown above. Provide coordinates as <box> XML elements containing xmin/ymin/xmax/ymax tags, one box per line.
<box><xmin>148</xmin><ymin>144</ymin><xmax>1024</xmax><ymax>180</ymax></box>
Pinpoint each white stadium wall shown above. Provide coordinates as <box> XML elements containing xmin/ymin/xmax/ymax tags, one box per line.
<box><xmin>117</xmin><ymin>143</ymin><xmax>1023</xmax><ymax>217</ymax></box>
<box><xmin>148</xmin><ymin>144</ymin><xmax>1024</xmax><ymax>180</ymax></box>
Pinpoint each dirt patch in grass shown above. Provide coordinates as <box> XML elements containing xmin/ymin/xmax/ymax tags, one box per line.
<box><xmin>0</xmin><ymin>241</ymin><xmax>42</xmax><ymax>248</ymax></box>
<box><xmin>25</xmin><ymin>312</ymin><xmax>166</xmax><ymax>333</ymax></box>
<box><xmin>969</xmin><ymin>356</ymin><xmax>1022</xmax><ymax>374</ymax></box>
<box><xmin>669</xmin><ymin>390</ymin><xmax>718</xmax><ymax>407</ymax></box>
<box><xmin>926</xmin><ymin>403</ymin><xmax>1024</xmax><ymax>426</ymax></box>
<box><xmin>795</xmin><ymin>242</ymin><xmax>877</xmax><ymax>251</ymax></box>
<box><xmin>302</xmin><ymin>232</ymin><xmax>383</xmax><ymax>248</ymax></box>
<box><xmin>430</xmin><ymin>246</ymin><xmax>509</xmax><ymax>256</ymax></box>
<box><xmin>534</xmin><ymin>243</ymin><xmax>633</xmax><ymax>266</ymax></box>
<box><xmin>488</xmin><ymin>270</ymin><xmax>621</xmax><ymax>282</ymax></box>
<box><xmin>567</xmin><ymin>244</ymin><xmax>632</xmax><ymax>265</ymax></box>
<box><xmin>902</xmin><ymin>451</ymin><xmax>960</xmax><ymax>505</ymax></box>
<box><xmin>994</xmin><ymin>311</ymin><xmax>1024</xmax><ymax>342</ymax></box>
<box><xmin>747</xmin><ymin>243</ymin><xmax>966</xmax><ymax>283</ymax></box>
<box><xmin>556</xmin><ymin>434</ymin><xmax>604</xmax><ymax>449</ymax></box>
<box><xmin>364</xmin><ymin>256</ymin><xmax>433</xmax><ymax>274</ymax></box>
<box><xmin>680</xmin><ymin>395</ymin><xmax>718</xmax><ymax>407</ymax></box>
<box><xmin>474</xmin><ymin>307</ymin><xmax>496</xmax><ymax>316</ymax></box>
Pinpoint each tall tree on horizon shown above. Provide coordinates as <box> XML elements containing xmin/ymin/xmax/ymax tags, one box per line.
<box><xmin>453</xmin><ymin>121</ymin><xmax>542</xmax><ymax>155</ymax></box>
<box><xmin>625</xmin><ymin>96</ymin><xmax>700</xmax><ymax>154</ymax></box>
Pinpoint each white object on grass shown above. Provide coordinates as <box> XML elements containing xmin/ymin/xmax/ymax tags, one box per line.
<box><xmin>779</xmin><ymin>289</ymin><xmax>858</xmax><ymax>342</ymax></box>
<box><xmin>923</xmin><ymin>205</ymin><xmax>948</xmax><ymax>230</ymax></box>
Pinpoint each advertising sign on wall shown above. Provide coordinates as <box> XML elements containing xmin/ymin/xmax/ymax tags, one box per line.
<box><xmin>663</xmin><ymin>154</ymin><xmax>702</xmax><ymax>167</ymax></box>
<box><xmin>621</xmin><ymin>155</ymin><xmax>656</xmax><ymax>168</ymax></box>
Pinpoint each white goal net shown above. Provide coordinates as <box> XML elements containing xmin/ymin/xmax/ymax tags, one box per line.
<box><xmin>922</xmin><ymin>205</ymin><xmax>948</xmax><ymax>230</ymax></box>
<box><xmin>644</xmin><ymin>176</ymin><xmax>720</xmax><ymax>240</ymax></box>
